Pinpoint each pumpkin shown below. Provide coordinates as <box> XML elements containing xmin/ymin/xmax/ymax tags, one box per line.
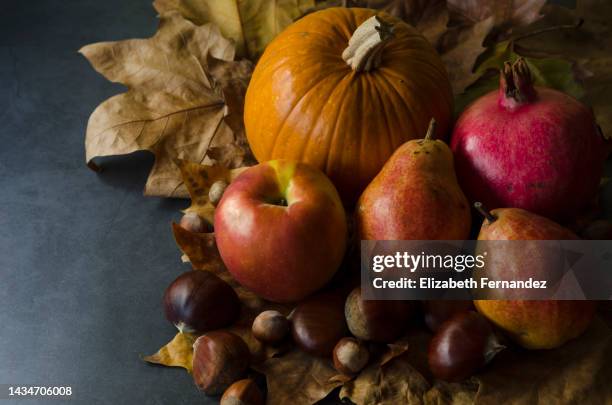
<box><xmin>244</xmin><ymin>7</ymin><xmax>453</xmax><ymax>205</ymax></box>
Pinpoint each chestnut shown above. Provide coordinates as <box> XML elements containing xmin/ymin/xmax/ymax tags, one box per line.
<box><xmin>192</xmin><ymin>331</ymin><xmax>250</xmax><ymax>395</ymax></box>
<box><xmin>179</xmin><ymin>212</ymin><xmax>212</xmax><ymax>233</ymax></box>
<box><xmin>163</xmin><ymin>270</ymin><xmax>240</xmax><ymax>333</ymax></box>
<box><xmin>290</xmin><ymin>291</ymin><xmax>348</xmax><ymax>356</ymax></box>
<box><xmin>333</xmin><ymin>337</ymin><xmax>369</xmax><ymax>375</ymax></box>
<box><xmin>252</xmin><ymin>310</ymin><xmax>290</xmax><ymax>345</ymax></box>
<box><xmin>220</xmin><ymin>379</ymin><xmax>264</xmax><ymax>405</ymax></box>
<box><xmin>209</xmin><ymin>180</ymin><xmax>229</xmax><ymax>206</ymax></box>
<box><xmin>428</xmin><ymin>311</ymin><xmax>504</xmax><ymax>382</ymax></box>
<box><xmin>345</xmin><ymin>287</ymin><xmax>414</xmax><ymax>343</ymax></box>
<box><xmin>423</xmin><ymin>300</ymin><xmax>474</xmax><ymax>332</ymax></box>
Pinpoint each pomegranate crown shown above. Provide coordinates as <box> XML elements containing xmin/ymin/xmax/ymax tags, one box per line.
<box><xmin>499</xmin><ymin>58</ymin><xmax>537</xmax><ymax>108</ymax></box>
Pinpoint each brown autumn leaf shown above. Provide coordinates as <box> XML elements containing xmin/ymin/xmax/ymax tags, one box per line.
<box><xmin>474</xmin><ymin>316</ymin><xmax>612</xmax><ymax>404</ymax></box>
<box><xmin>510</xmin><ymin>0</ymin><xmax>612</xmax><ymax>138</ymax></box>
<box><xmin>80</xmin><ymin>13</ymin><xmax>252</xmax><ymax>198</ymax></box>
<box><xmin>153</xmin><ymin>0</ymin><xmax>315</xmax><ymax>60</ymax></box>
<box><xmin>448</xmin><ymin>0</ymin><xmax>546</xmax><ymax>28</ymax></box>
<box><xmin>339</xmin><ymin>332</ymin><xmax>428</xmax><ymax>405</ymax></box>
<box><xmin>253</xmin><ymin>350</ymin><xmax>344</xmax><ymax>405</ymax></box>
<box><xmin>174</xmin><ymin>158</ymin><xmax>247</xmax><ymax>223</ymax></box>
<box><xmin>143</xmin><ymin>332</ymin><xmax>196</xmax><ymax>372</ymax></box>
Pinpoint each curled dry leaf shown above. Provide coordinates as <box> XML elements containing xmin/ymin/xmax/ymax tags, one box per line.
<box><xmin>80</xmin><ymin>13</ymin><xmax>252</xmax><ymax>198</ymax></box>
<box><xmin>143</xmin><ymin>332</ymin><xmax>196</xmax><ymax>372</ymax></box>
<box><xmin>153</xmin><ymin>0</ymin><xmax>315</xmax><ymax>60</ymax></box>
<box><xmin>253</xmin><ymin>350</ymin><xmax>344</xmax><ymax>405</ymax></box>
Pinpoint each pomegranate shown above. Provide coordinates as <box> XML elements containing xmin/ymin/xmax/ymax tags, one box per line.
<box><xmin>451</xmin><ymin>58</ymin><xmax>607</xmax><ymax>221</ymax></box>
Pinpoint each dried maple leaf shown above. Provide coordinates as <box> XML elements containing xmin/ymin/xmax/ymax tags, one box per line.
<box><xmin>153</xmin><ymin>0</ymin><xmax>316</xmax><ymax>60</ymax></box>
<box><xmin>143</xmin><ymin>332</ymin><xmax>196</xmax><ymax>372</ymax></box>
<box><xmin>80</xmin><ymin>13</ymin><xmax>252</xmax><ymax>198</ymax></box>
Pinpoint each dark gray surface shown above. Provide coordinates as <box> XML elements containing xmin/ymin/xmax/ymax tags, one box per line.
<box><xmin>0</xmin><ymin>0</ymin><xmax>602</xmax><ymax>404</ymax></box>
<box><xmin>0</xmin><ymin>1</ymin><xmax>207</xmax><ymax>403</ymax></box>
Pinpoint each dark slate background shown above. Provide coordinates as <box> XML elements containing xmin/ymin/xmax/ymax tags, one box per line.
<box><xmin>0</xmin><ymin>0</ymin><xmax>601</xmax><ymax>404</ymax></box>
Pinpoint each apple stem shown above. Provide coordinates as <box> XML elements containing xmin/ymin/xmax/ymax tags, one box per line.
<box><xmin>424</xmin><ymin>118</ymin><xmax>436</xmax><ymax>141</ymax></box>
<box><xmin>474</xmin><ymin>202</ymin><xmax>497</xmax><ymax>223</ymax></box>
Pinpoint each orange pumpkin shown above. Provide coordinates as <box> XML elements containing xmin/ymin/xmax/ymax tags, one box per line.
<box><xmin>244</xmin><ymin>7</ymin><xmax>453</xmax><ymax>205</ymax></box>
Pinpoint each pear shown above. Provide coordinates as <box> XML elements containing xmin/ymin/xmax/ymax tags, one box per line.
<box><xmin>356</xmin><ymin>119</ymin><xmax>471</xmax><ymax>240</ymax></box>
<box><xmin>473</xmin><ymin>203</ymin><xmax>596</xmax><ymax>349</ymax></box>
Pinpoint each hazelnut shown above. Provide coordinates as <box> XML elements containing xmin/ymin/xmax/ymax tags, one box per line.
<box><xmin>333</xmin><ymin>337</ymin><xmax>369</xmax><ymax>375</ymax></box>
<box><xmin>192</xmin><ymin>331</ymin><xmax>250</xmax><ymax>395</ymax></box>
<box><xmin>163</xmin><ymin>271</ymin><xmax>240</xmax><ymax>334</ymax></box>
<box><xmin>345</xmin><ymin>287</ymin><xmax>414</xmax><ymax>343</ymax></box>
<box><xmin>209</xmin><ymin>180</ymin><xmax>229</xmax><ymax>206</ymax></box>
<box><xmin>252</xmin><ymin>310</ymin><xmax>289</xmax><ymax>344</ymax></box>
<box><xmin>179</xmin><ymin>212</ymin><xmax>211</xmax><ymax>233</ymax></box>
<box><xmin>220</xmin><ymin>379</ymin><xmax>264</xmax><ymax>405</ymax></box>
<box><xmin>290</xmin><ymin>291</ymin><xmax>348</xmax><ymax>356</ymax></box>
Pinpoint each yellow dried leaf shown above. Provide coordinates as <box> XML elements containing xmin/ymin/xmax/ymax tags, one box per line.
<box><xmin>80</xmin><ymin>13</ymin><xmax>252</xmax><ymax>197</ymax></box>
<box><xmin>154</xmin><ymin>0</ymin><xmax>316</xmax><ymax>59</ymax></box>
<box><xmin>143</xmin><ymin>332</ymin><xmax>196</xmax><ymax>372</ymax></box>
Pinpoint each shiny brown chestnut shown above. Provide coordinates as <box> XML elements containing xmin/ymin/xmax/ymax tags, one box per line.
<box><xmin>333</xmin><ymin>337</ymin><xmax>369</xmax><ymax>375</ymax></box>
<box><xmin>423</xmin><ymin>300</ymin><xmax>474</xmax><ymax>332</ymax></box>
<box><xmin>291</xmin><ymin>291</ymin><xmax>348</xmax><ymax>356</ymax></box>
<box><xmin>345</xmin><ymin>287</ymin><xmax>414</xmax><ymax>342</ymax></box>
<box><xmin>220</xmin><ymin>378</ymin><xmax>264</xmax><ymax>405</ymax></box>
<box><xmin>192</xmin><ymin>331</ymin><xmax>250</xmax><ymax>395</ymax></box>
<box><xmin>163</xmin><ymin>270</ymin><xmax>240</xmax><ymax>333</ymax></box>
<box><xmin>252</xmin><ymin>310</ymin><xmax>290</xmax><ymax>345</ymax></box>
<box><xmin>428</xmin><ymin>311</ymin><xmax>504</xmax><ymax>382</ymax></box>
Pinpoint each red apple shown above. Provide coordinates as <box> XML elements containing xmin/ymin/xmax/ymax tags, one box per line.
<box><xmin>214</xmin><ymin>160</ymin><xmax>347</xmax><ymax>303</ymax></box>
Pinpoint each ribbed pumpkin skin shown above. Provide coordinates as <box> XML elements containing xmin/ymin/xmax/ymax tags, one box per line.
<box><xmin>244</xmin><ymin>7</ymin><xmax>453</xmax><ymax>205</ymax></box>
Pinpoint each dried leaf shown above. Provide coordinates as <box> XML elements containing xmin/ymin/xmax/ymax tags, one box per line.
<box><xmin>448</xmin><ymin>0</ymin><xmax>546</xmax><ymax>28</ymax></box>
<box><xmin>143</xmin><ymin>332</ymin><xmax>196</xmax><ymax>372</ymax></box>
<box><xmin>153</xmin><ymin>0</ymin><xmax>316</xmax><ymax>60</ymax></box>
<box><xmin>339</xmin><ymin>337</ymin><xmax>422</xmax><ymax>405</ymax></box>
<box><xmin>510</xmin><ymin>0</ymin><xmax>612</xmax><ymax>137</ymax></box>
<box><xmin>254</xmin><ymin>350</ymin><xmax>343</xmax><ymax>405</ymax></box>
<box><xmin>474</xmin><ymin>316</ymin><xmax>612</xmax><ymax>404</ymax></box>
<box><xmin>438</xmin><ymin>16</ymin><xmax>495</xmax><ymax>94</ymax></box>
<box><xmin>171</xmin><ymin>224</ymin><xmax>224</xmax><ymax>271</ymax></box>
<box><xmin>174</xmin><ymin>158</ymin><xmax>246</xmax><ymax>222</ymax></box>
<box><xmin>80</xmin><ymin>13</ymin><xmax>252</xmax><ymax>198</ymax></box>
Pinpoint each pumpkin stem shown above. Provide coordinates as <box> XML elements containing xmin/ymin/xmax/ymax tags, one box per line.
<box><xmin>424</xmin><ymin>118</ymin><xmax>436</xmax><ymax>141</ymax></box>
<box><xmin>342</xmin><ymin>15</ymin><xmax>395</xmax><ymax>73</ymax></box>
<box><xmin>499</xmin><ymin>58</ymin><xmax>537</xmax><ymax>110</ymax></box>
